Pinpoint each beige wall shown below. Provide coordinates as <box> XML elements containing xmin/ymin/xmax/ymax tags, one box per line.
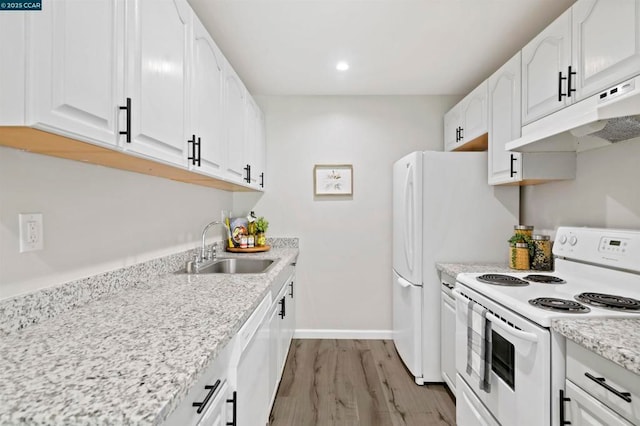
<box><xmin>247</xmin><ymin>95</ymin><xmax>458</xmax><ymax>337</ymax></box>
<box><xmin>0</xmin><ymin>147</ymin><xmax>232</xmax><ymax>299</ymax></box>
<box><xmin>522</xmin><ymin>138</ymin><xmax>640</xmax><ymax>231</ymax></box>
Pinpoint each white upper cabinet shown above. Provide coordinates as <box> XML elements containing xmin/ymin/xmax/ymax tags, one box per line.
<box><xmin>521</xmin><ymin>8</ymin><xmax>572</xmax><ymax>126</ymax></box>
<box><xmin>489</xmin><ymin>53</ymin><xmax>522</xmax><ymax>185</ymax></box>
<box><xmin>124</xmin><ymin>0</ymin><xmax>191</xmax><ymax>166</ymax></box>
<box><xmin>26</xmin><ymin>0</ymin><xmax>124</xmax><ymax>148</ymax></box>
<box><xmin>189</xmin><ymin>13</ymin><xmax>226</xmax><ymax>177</ymax></box>
<box><xmin>443</xmin><ymin>106</ymin><xmax>461</xmax><ymax>151</ymax></box>
<box><xmin>225</xmin><ymin>69</ymin><xmax>248</xmax><ymax>183</ymax></box>
<box><xmin>443</xmin><ymin>81</ymin><xmax>488</xmax><ymax>152</ymax></box>
<box><xmin>490</xmin><ymin>51</ymin><xmax>576</xmax><ymax>185</ymax></box>
<box><xmin>572</xmin><ymin>0</ymin><xmax>640</xmax><ymax>101</ymax></box>
<box><xmin>522</xmin><ymin>0</ymin><xmax>640</xmax><ymax>126</ymax></box>
<box><xmin>461</xmin><ymin>81</ymin><xmax>489</xmax><ymax>143</ymax></box>
<box><xmin>245</xmin><ymin>96</ymin><xmax>266</xmax><ymax>189</ymax></box>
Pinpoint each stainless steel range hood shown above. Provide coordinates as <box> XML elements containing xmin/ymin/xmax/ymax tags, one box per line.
<box><xmin>506</xmin><ymin>76</ymin><xmax>640</xmax><ymax>153</ymax></box>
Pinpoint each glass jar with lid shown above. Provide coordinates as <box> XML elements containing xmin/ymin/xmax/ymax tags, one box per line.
<box><xmin>531</xmin><ymin>234</ymin><xmax>552</xmax><ymax>271</ymax></box>
<box><xmin>514</xmin><ymin>225</ymin><xmax>534</xmax><ymax>238</ymax></box>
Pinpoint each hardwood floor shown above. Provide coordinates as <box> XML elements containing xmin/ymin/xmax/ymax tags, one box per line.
<box><xmin>269</xmin><ymin>339</ymin><xmax>456</xmax><ymax>426</ymax></box>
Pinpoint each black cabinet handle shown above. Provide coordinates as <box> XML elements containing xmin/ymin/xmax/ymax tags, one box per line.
<box><xmin>559</xmin><ymin>389</ymin><xmax>572</xmax><ymax>425</ymax></box>
<box><xmin>459</xmin><ymin>127</ymin><xmax>464</xmax><ymax>141</ymax></box>
<box><xmin>279</xmin><ymin>296</ymin><xmax>286</xmax><ymax>319</ymax></box>
<box><xmin>259</xmin><ymin>172</ymin><xmax>264</xmax><ymax>188</ymax></box>
<box><xmin>188</xmin><ymin>134</ymin><xmax>201</xmax><ymax>166</ymax></box>
<box><xmin>192</xmin><ymin>379</ymin><xmax>221</xmax><ymax>414</ymax></box>
<box><xmin>196</xmin><ymin>137</ymin><xmax>201</xmax><ymax>166</ymax></box>
<box><xmin>226</xmin><ymin>391</ymin><xmax>237</xmax><ymax>426</ymax></box>
<box><xmin>567</xmin><ymin>65</ymin><xmax>576</xmax><ymax>98</ymax></box>
<box><xmin>289</xmin><ymin>281</ymin><xmax>294</xmax><ymax>298</ymax></box>
<box><xmin>244</xmin><ymin>164</ymin><xmax>251</xmax><ymax>183</ymax></box>
<box><xmin>558</xmin><ymin>71</ymin><xmax>567</xmax><ymax>102</ymax></box>
<box><xmin>455</xmin><ymin>127</ymin><xmax>460</xmax><ymax>142</ymax></box>
<box><xmin>510</xmin><ymin>154</ymin><xmax>517</xmax><ymax>178</ymax></box>
<box><xmin>585</xmin><ymin>372</ymin><xmax>632</xmax><ymax>402</ymax></box>
<box><xmin>119</xmin><ymin>97</ymin><xmax>131</xmax><ymax>143</ymax></box>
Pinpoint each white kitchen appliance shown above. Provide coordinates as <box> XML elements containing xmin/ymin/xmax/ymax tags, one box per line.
<box><xmin>392</xmin><ymin>151</ymin><xmax>519</xmax><ymax>384</ymax></box>
<box><xmin>455</xmin><ymin>227</ymin><xmax>640</xmax><ymax>426</ymax></box>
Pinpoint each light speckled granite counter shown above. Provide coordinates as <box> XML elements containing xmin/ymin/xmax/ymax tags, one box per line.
<box><xmin>552</xmin><ymin>318</ymin><xmax>640</xmax><ymax>375</ymax></box>
<box><xmin>0</xmin><ymin>248</ymin><xmax>298</xmax><ymax>425</ymax></box>
<box><xmin>436</xmin><ymin>262</ymin><xmax>539</xmax><ymax>278</ymax></box>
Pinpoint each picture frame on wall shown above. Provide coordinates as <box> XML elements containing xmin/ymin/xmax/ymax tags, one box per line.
<box><xmin>313</xmin><ymin>164</ymin><xmax>353</xmax><ymax>196</ymax></box>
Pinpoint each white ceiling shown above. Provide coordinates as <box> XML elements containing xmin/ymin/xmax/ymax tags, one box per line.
<box><xmin>188</xmin><ymin>0</ymin><xmax>575</xmax><ymax>96</ymax></box>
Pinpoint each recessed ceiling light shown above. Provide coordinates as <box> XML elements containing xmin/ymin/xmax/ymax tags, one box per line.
<box><xmin>336</xmin><ymin>61</ymin><xmax>349</xmax><ymax>71</ymax></box>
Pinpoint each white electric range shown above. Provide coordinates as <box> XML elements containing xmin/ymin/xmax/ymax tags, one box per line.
<box><xmin>453</xmin><ymin>227</ymin><xmax>640</xmax><ymax>426</ymax></box>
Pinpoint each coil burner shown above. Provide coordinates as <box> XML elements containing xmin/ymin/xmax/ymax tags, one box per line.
<box><xmin>476</xmin><ymin>274</ymin><xmax>529</xmax><ymax>287</ymax></box>
<box><xmin>528</xmin><ymin>298</ymin><xmax>590</xmax><ymax>313</ymax></box>
<box><xmin>575</xmin><ymin>292</ymin><xmax>640</xmax><ymax>312</ymax></box>
<box><xmin>523</xmin><ymin>275</ymin><xmax>566</xmax><ymax>284</ymax></box>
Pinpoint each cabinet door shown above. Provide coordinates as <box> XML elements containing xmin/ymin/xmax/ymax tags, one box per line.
<box><xmin>488</xmin><ymin>52</ymin><xmax>523</xmax><ymax>185</ymax></box>
<box><xmin>245</xmin><ymin>96</ymin><xmax>262</xmax><ymax>187</ymax></box>
<box><xmin>225</xmin><ymin>70</ymin><xmax>248</xmax><ymax>183</ymax></box>
<box><xmin>522</xmin><ymin>9</ymin><xmax>572</xmax><ymax>125</ymax></box>
<box><xmin>28</xmin><ymin>0</ymin><xmax>124</xmax><ymax>148</ymax></box>
<box><xmin>572</xmin><ymin>0</ymin><xmax>640</xmax><ymax>101</ymax></box>
<box><xmin>440</xmin><ymin>292</ymin><xmax>456</xmax><ymax>396</ymax></box>
<box><xmin>198</xmin><ymin>380</ymin><xmax>231</xmax><ymax>426</ymax></box>
<box><xmin>565</xmin><ymin>381</ymin><xmax>633</xmax><ymax>426</ymax></box>
<box><xmin>282</xmin><ymin>277</ymin><xmax>295</xmax><ymax>361</ymax></box>
<box><xmin>443</xmin><ymin>106</ymin><xmax>460</xmax><ymax>151</ymax></box>
<box><xmin>460</xmin><ymin>80</ymin><xmax>488</xmax><ymax>143</ymax></box>
<box><xmin>125</xmin><ymin>0</ymin><xmax>190</xmax><ymax>166</ymax></box>
<box><xmin>190</xmin><ymin>14</ymin><xmax>225</xmax><ymax>177</ymax></box>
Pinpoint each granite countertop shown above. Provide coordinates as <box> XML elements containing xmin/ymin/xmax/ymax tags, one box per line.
<box><xmin>436</xmin><ymin>262</ymin><xmax>539</xmax><ymax>278</ymax></box>
<box><xmin>552</xmin><ymin>318</ymin><xmax>640</xmax><ymax>375</ymax></box>
<box><xmin>0</xmin><ymin>248</ymin><xmax>298</xmax><ymax>425</ymax></box>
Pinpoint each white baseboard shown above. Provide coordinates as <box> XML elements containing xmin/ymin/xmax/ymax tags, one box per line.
<box><xmin>293</xmin><ymin>329</ymin><xmax>393</xmax><ymax>340</ymax></box>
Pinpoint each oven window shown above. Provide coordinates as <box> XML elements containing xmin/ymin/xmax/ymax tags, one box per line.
<box><xmin>492</xmin><ymin>330</ymin><xmax>515</xmax><ymax>390</ymax></box>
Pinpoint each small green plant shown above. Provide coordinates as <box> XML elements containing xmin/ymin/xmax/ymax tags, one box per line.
<box><xmin>255</xmin><ymin>217</ymin><xmax>269</xmax><ymax>233</ymax></box>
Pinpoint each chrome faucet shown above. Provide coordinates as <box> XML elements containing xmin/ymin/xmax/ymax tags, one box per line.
<box><xmin>200</xmin><ymin>220</ymin><xmax>224</xmax><ymax>262</ymax></box>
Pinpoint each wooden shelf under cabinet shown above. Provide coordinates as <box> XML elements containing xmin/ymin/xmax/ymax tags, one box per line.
<box><xmin>452</xmin><ymin>133</ymin><xmax>488</xmax><ymax>152</ymax></box>
<box><xmin>0</xmin><ymin>127</ymin><xmax>256</xmax><ymax>192</ymax></box>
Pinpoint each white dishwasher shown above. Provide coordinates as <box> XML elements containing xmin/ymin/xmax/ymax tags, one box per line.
<box><xmin>235</xmin><ymin>294</ymin><xmax>272</xmax><ymax>426</ymax></box>
<box><xmin>440</xmin><ymin>272</ymin><xmax>456</xmax><ymax>396</ymax></box>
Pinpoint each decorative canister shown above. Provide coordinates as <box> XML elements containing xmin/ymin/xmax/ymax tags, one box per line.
<box><xmin>514</xmin><ymin>225</ymin><xmax>534</xmax><ymax>237</ymax></box>
<box><xmin>531</xmin><ymin>234</ymin><xmax>552</xmax><ymax>271</ymax></box>
<box><xmin>510</xmin><ymin>242</ymin><xmax>530</xmax><ymax>270</ymax></box>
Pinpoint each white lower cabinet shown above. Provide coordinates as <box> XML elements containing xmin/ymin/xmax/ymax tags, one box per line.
<box><xmin>163</xmin><ymin>336</ymin><xmax>236</xmax><ymax>426</ymax></box>
<box><xmin>440</xmin><ymin>273</ymin><xmax>456</xmax><ymax>396</ymax></box>
<box><xmin>562</xmin><ymin>340</ymin><xmax>640</xmax><ymax>426</ymax></box>
<box><xmin>564</xmin><ymin>381</ymin><xmax>632</xmax><ymax>426</ymax></box>
<box><xmin>235</xmin><ymin>265</ymin><xmax>296</xmax><ymax>425</ymax></box>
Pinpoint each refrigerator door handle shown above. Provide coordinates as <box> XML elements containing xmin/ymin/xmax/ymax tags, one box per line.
<box><xmin>396</xmin><ymin>275</ymin><xmax>415</xmax><ymax>288</ymax></box>
<box><xmin>403</xmin><ymin>163</ymin><xmax>415</xmax><ymax>273</ymax></box>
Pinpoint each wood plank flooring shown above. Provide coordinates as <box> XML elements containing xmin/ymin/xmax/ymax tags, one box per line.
<box><xmin>269</xmin><ymin>339</ymin><xmax>456</xmax><ymax>426</ymax></box>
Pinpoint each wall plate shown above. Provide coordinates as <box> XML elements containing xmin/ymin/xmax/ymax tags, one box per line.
<box><xmin>19</xmin><ymin>213</ymin><xmax>43</xmax><ymax>252</ymax></box>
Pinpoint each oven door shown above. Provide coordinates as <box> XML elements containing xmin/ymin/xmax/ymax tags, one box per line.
<box><xmin>454</xmin><ymin>285</ymin><xmax>551</xmax><ymax>426</ymax></box>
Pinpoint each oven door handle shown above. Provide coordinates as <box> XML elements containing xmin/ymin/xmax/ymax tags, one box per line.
<box><xmin>452</xmin><ymin>289</ymin><xmax>538</xmax><ymax>344</ymax></box>
<box><xmin>486</xmin><ymin>312</ymin><xmax>538</xmax><ymax>344</ymax></box>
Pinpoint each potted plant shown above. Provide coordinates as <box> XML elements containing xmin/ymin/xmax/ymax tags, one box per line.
<box><xmin>508</xmin><ymin>234</ymin><xmax>534</xmax><ymax>269</ymax></box>
<box><xmin>255</xmin><ymin>217</ymin><xmax>269</xmax><ymax>247</ymax></box>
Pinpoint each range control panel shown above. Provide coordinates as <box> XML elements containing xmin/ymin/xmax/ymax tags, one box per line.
<box><xmin>554</xmin><ymin>227</ymin><xmax>639</xmax><ymax>272</ymax></box>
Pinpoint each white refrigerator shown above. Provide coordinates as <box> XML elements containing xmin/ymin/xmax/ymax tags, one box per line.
<box><xmin>392</xmin><ymin>151</ymin><xmax>519</xmax><ymax>384</ymax></box>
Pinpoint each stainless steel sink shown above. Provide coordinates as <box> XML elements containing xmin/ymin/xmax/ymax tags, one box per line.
<box><xmin>179</xmin><ymin>258</ymin><xmax>275</xmax><ymax>274</ymax></box>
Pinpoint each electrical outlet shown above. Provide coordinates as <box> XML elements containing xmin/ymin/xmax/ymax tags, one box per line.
<box><xmin>19</xmin><ymin>213</ymin><xmax>43</xmax><ymax>252</ymax></box>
